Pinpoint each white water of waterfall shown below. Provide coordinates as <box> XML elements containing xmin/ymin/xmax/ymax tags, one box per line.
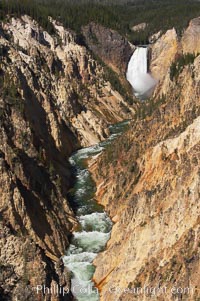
<box><xmin>126</xmin><ymin>47</ymin><xmax>157</xmax><ymax>99</ymax></box>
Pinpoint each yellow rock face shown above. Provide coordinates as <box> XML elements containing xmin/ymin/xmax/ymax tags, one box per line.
<box><xmin>182</xmin><ymin>17</ymin><xmax>200</xmax><ymax>54</ymax></box>
<box><xmin>90</xmin><ymin>23</ymin><xmax>200</xmax><ymax>301</ymax></box>
<box><xmin>150</xmin><ymin>29</ymin><xmax>180</xmax><ymax>82</ymax></box>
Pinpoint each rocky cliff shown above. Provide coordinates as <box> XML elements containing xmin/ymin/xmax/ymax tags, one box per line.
<box><xmin>182</xmin><ymin>17</ymin><xmax>200</xmax><ymax>55</ymax></box>
<box><xmin>82</xmin><ymin>22</ymin><xmax>134</xmax><ymax>74</ymax></box>
<box><xmin>90</xmin><ymin>18</ymin><xmax>200</xmax><ymax>301</ymax></box>
<box><xmin>0</xmin><ymin>15</ymin><xmax>133</xmax><ymax>300</ymax></box>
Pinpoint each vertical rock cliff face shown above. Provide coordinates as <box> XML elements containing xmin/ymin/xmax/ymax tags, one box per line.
<box><xmin>82</xmin><ymin>22</ymin><xmax>135</xmax><ymax>102</ymax></box>
<box><xmin>2</xmin><ymin>16</ymin><xmax>133</xmax><ymax>147</ymax></box>
<box><xmin>82</xmin><ymin>22</ymin><xmax>134</xmax><ymax>74</ymax></box>
<box><xmin>150</xmin><ymin>28</ymin><xmax>180</xmax><ymax>85</ymax></box>
<box><xmin>90</xmin><ymin>19</ymin><xmax>200</xmax><ymax>301</ymax></box>
<box><xmin>181</xmin><ymin>17</ymin><xmax>200</xmax><ymax>54</ymax></box>
<box><xmin>0</xmin><ymin>15</ymin><xmax>133</xmax><ymax>300</ymax></box>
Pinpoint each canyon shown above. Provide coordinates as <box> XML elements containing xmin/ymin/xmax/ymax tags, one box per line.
<box><xmin>90</xmin><ymin>17</ymin><xmax>200</xmax><ymax>301</ymax></box>
<box><xmin>0</xmin><ymin>15</ymin><xmax>133</xmax><ymax>301</ymax></box>
<box><xmin>0</xmin><ymin>10</ymin><xmax>199</xmax><ymax>301</ymax></box>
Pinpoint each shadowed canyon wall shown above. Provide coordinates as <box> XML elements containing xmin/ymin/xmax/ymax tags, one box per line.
<box><xmin>0</xmin><ymin>15</ymin><xmax>134</xmax><ymax>301</ymax></box>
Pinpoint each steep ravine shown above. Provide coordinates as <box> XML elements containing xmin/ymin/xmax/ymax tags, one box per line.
<box><xmin>0</xmin><ymin>15</ymin><xmax>134</xmax><ymax>301</ymax></box>
<box><xmin>63</xmin><ymin>121</ymin><xmax>130</xmax><ymax>301</ymax></box>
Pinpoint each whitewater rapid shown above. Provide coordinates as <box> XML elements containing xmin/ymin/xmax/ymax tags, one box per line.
<box><xmin>63</xmin><ymin>121</ymin><xmax>130</xmax><ymax>301</ymax></box>
<box><xmin>126</xmin><ymin>47</ymin><xmax>157</xmax><ymax>99</ymax></box>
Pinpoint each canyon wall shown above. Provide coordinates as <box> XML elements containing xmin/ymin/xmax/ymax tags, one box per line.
<box><xmin>91</xmin><ymin>18</ymin><xmax>200</xmax><ymax>301</ymax></box>
<box><xmin>82</xmin><ymin>22</ymin><xmax>134</xmax><ymax>74</ymax></box>
<box><xmin>0</xmin><ymin>15</ymin><xmax>133</xmax><ymax>300</ymax></box>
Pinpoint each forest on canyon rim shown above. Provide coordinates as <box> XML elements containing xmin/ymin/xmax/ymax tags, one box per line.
<box><xmin>1</xmin><ymin>0</ymin><xmax>200</xmax><ymax>44</ymax></box>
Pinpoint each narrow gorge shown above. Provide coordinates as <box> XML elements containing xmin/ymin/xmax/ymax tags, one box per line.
<box><xmin>63</xmin><ymin>121</ymin><xmax>129</xmax><ymax>301</ymax></box>
<box><xmin>0</xmin><ymin>2</ymin><xmax>200</xmax><ymax>301</ymax></box>
<box><xmin>0</xmin><ymin>15</ymin><xmax>134</xmax><ymax>301</ymax></box>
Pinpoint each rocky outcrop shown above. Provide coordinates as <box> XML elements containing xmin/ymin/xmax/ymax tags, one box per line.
<box><xmin>90</xmin><ymin>20</ymin><xmax>200</xmax><ymax>301</ymax></box>
<box><xmin>131</xmin><ymin>23</ymin><xmax>147</xmax><ymax>32</ymax></box>
<box><xmin>82</xmin><ymin>22</ymin><xmax>134</xmax><ymax>74</ymax></box>
<box><xmin>150</xmin><ymin>28</ymin><xmax>180</xmax><ymax>83</ymax></box>
<box><xmin>150</xmin><ymin>17</ymin><xmax>200</xmax><ymax>95</ymax></box>
<box><xmin>182</xmin><ymin>17</ymin><xmax>200</xmax><ymax>54</ymax></box>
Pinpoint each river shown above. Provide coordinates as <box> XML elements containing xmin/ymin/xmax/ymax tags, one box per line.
<box><xmin>63</xmin><ymin>120</ymin><xmax>130</xmax><ymax>301</ymax></box>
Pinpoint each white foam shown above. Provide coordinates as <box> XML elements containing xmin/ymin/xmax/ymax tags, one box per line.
<box><xmin>79</xmin><ymin>212</ymin><xmax>112</xmax><ymax>233</ymax></box>
<box><xmin>72</xmin><ymin>231</ymin><xmax>110</xmax><ymax>253</ymax></box>
<box><xmin>71</xmin><ymin>278</ymin><xmax>99</xmax><ymax>301</ymax></box>
<box><xmin>63</xmin><ymin>252</ymin><xmax>97</xmax><ymax>263</ymax></box>
<box><xmin>70</xmin><ymin>144</ymin><xmax>104</xmax><ymax>165</ymax></box>
<box><xmin>66</xmin><ymin>261</ymin><xmax>95</xmax><ymax>281</ymax></box>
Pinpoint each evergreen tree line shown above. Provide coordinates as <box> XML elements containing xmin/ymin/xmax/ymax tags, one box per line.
<box><xmin>0</xmin><ymin>0</ymin><xmax>200</xmax><ymax>44</ymax></box>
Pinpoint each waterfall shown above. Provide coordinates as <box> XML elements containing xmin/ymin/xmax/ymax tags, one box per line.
<box><xmin>126</xmin><ymin>46</ymin><xmax>157</xmax><ymax>99</ymax></box>
<box><xmin>127</xmin><ymin>47</ymin><xmax>148</xmax><ymax>74</ymax></box>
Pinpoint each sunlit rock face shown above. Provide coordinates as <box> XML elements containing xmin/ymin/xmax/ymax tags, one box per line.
<box><xmin>126</xmin><ymin>47</ymin><xmax>157</xmax><ymax>99</ymax></box>
<box><xmin>91</xmin><ymin>51</ymin><xmax>200</xmax><ymax>301</ymax></box>
<box><xmin>182</xmin><ymin>17</ymin><xmax>200</xmax><ymax>54</ymax></box>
